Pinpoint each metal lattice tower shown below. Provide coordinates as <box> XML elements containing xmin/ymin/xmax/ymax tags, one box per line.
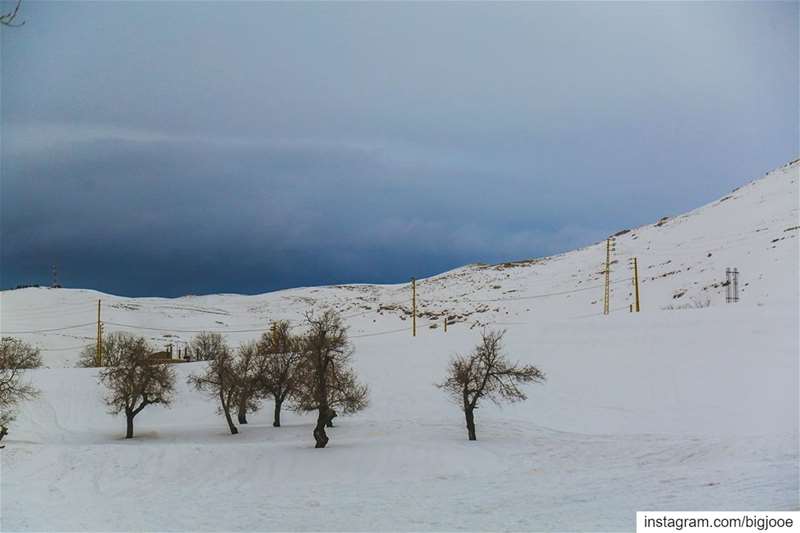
<box><xmin>725</xmin><ymin>268</ymin><xmax>739</xmax><ymax>303</ymax></box>
<box><xmin>51</xmin><ymin>264</ymin><xmax>61</xmax><ymax>288</ymax></box>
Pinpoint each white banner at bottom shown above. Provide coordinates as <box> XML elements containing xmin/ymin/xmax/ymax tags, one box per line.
<box><xmin>637</xmin><ymin>512</ymin><xmax>799</xmax><ymax>532</ymax></box>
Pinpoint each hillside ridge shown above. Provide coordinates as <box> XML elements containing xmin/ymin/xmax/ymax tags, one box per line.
<box><xmin>1</xmin><ymin>158</ymin><xmax>798</xmax><ymax>366</ymax></box>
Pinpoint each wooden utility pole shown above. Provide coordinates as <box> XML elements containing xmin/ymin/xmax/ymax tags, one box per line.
<box><xmin>411</xmin><ymin>277</ymin><xmax>416</xmax><ymax>337</ymax></box>
<box><xmin>443</xmin><ymin>315</ymin><xmax>447</xmax><ymax>333</ymax></box>
<box><xmin>633</xmin><ymin>257</ymin><xmax>641</xmax><ymax>312</ymax></box>
<box><xmin>603</xmin><ymin>238</ymin><xmax>612</xmax><ymax>315</ymax></box>
<box><xmin>95</xmin><ymin>299</ymin><xmax>102</xmax><ymax>366</ymax></box>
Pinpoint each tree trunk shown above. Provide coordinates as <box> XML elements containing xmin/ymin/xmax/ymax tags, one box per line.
<box><xmin>273</xmin><ymin>397</ymin><xmax>282</xmax><ymax>427</ymax></box>
<box><xmin>0</xmin><ymin>425</ymin><xmax>8</xmax><ymax>442</ymax></box>
<box><xmin>220</xmin><ymin>391</ymin><xmax>238</xmax><ymax>435</ymax></box>
<box><xmin>125</xmin><ymin>410</ymin><xmax>135</xmax><ymax>439</ymax></box>
<box><xmin>313</xmin><ymin>359</ymin><xmax>333</xmax><ymax>448</ymax></box>
<box><xmin>237</xmin><ymin>395</ymin><xmax>248</xmax><ymax>425</ymax></box>
<box><xmin>313</xmin><ymin>406</ymin><xmax>335</xmax><ymax>448</ymax></box>
<box><xmin>326</xmin><ymin>409</ymin><xmax>337</xmax><ymax>428</ymax></box>
<box><xmin>465</xmin><ymin>407</ymin><xmax>477</xmax><ymax>441</ymax></box>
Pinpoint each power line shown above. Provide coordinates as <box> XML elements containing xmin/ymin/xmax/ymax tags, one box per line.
<box><xmin>340</xmin><ymin>309</ymin><xmax>375</xmax><ymax>320</ymax></box>
<box><xmin>38</xmin><ymin>344</ymin><xmax>88</xmax><ymax>352</ymax></box>
<box><xmin>350</xmin><ymin>327</ymin><xmax>409</xmax><ymax>339</ymax></box>
<box><xmin>104</xmin><ymin>321</ymin><xmax>272</xmax><ymax>334</ymax></box>
<box><xmin>614</xmin><ymin>232</ymin><xmax>773</xmax><ymax>258</ymax></box>
<box><xmin>104</xmin><ymin>320</ymin><xmax>408</xmax><ymax>340</ymax></box>
<box><xmin>0</xmin><ymin>300</ymin><xmax>96</xmax><ymax>313</ymax></box>
<box><xmin>428</xmin><ymin>277</ymin><xmax>633</xmax><ymax>304</ymax></box>
<box><xmin>0</xmin><ymin>302</ymin><xmax>97</xmax><ymax>318</ymax></box>
<box><xmin>569</xmin><ymin>310</ymin><xmax>605</xmax><ymax>319</ymax></box>
<box><xmin>1</xmin><ymin>310</ymin><xmax>374</xmax><ymax>336</ymax></box>
<box><xmin>2</xmin><ymin>278</ymin><xmax>634</xmax><ymax>336</ymax></box>
<box><xmin>3</xmin><ymin>271</ymin><xmax>642</xmax><ymax>337</ymax></box>
<box><xmin>1</xmin><ymin>322</ymin><xmax>96</xmax><ymax>334</ymax></box>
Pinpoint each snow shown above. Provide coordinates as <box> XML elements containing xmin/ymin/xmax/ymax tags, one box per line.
<box><xmin>1</xmin><ymin>160</ymin><xmax>798</xmax><ymax>530</ymax></box>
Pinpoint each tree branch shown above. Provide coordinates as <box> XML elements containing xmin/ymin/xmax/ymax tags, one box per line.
<box><xmin>0</xmin><ymin>0</ymin><xmax>25</xmax><ymax>27</ymax></box>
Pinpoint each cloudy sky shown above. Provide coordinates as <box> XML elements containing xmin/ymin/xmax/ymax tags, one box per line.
<box><xmin>1</xmin><ymin>1</ymin><xmax>797</xmax><ymax>297</ymax></box>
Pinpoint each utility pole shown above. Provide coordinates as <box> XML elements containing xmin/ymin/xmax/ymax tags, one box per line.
<box><xmin>603</xmin><ymin>237</ymin><xmax>615</xmax><ymax>315</ymax></box>
<box><xmin>95</xmin><ymin>299</ymin><xmax>102</xmax><ymax>366</ymax></box>
<box><xmin>443</xmin><ymin>315</ymin><xmax>447</xmax><ymax>333</ymax></box>
<box><xmin>411</xmin><ymin>277</ymin><xmax>417</xmax><ymax>337</ymax></box>
<box><xmin>632</xmin><ymin>257</ymin><xmax>641</xmax><ymax>312</ymax></box>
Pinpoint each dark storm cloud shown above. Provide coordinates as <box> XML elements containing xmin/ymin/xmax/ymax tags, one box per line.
<box><xmin>2</xmin><ymin>131</ymin><xmax>605</xmax><ymax>294</ymax></box>
<box><xmin>1</xmin><ymin>1</ymin><xmax>797</xmax><ymax>296</ymax></box>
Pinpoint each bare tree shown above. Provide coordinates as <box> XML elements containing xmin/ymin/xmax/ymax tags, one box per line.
<box><xmin>293</xmin><ymin>310</ymin><xmax>368</xmax><ymax>448</ymax></box>
<box><xmin>233</xmin><ymin>341</ymin><xmax>263</xmax><ymax>425</ymax></box>
<box><xmin>77</xmin><ymin>344</ymin><xmax>99</xmax><ymax>368</ymax></box>
<box><xmin>98</xmin><ymin>334</ymin><xmax>176</xmax><ymax>439</ymax></box>
<box><xmin>438</xmin><ymin>329</ymin><xmax>545</xmax><ymax>441</ymax></box>
<box><xmin>0</xmin><ymin>0</ymin><xmax>24</xmax><ymax>27</ymax></box>
<box><xmin>187</xmin><ymin>331</ymin><xmax>227</xmax><ymax>362</ymax></box>
<box><xmin>258</xmin><ymin>320</ymin><xmax>303</xmax><ymax>427</ymax></box>
<box><xmin>77</xmin><ymin>332</ymin><xmax>130</xmax><ymax>368</ymax></box>
<box><xmin>188</xmin><ymin>339</ymin><xmax>240</xmax><ymax>435</ymax></box>
<box><xmin>0</xmin><ymin>337</ymin><xmax>41</xmax><ymax>443</ymax></box>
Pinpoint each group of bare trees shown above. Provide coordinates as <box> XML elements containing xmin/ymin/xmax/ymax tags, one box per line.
<box><xmin>3</xmin><ymin>308</ymin><xmax>546</xmax><ymax>447</ymax></box>
<box><xmin>0</xmin><ymin>0</ymin><xmax>546</xmax><ymax>447</ymax></box>
<box><xmin>0</xmin><ymin>337</ymin><xmax>42</xmax><ymax>443</ymax></box>
<box><xmin>78</xmin><ymin>309</ymin><xmax>368</xmax><ymax>448</ymax></box>
<box><xmin>184</xmin><ymin>318</ymin><xmax>542</xmax><ymax>444</ymax></box>
<box><xmin>188</xmin><ymin>310</ymin><xmax>368</xmax><ymax>448</ymax></box>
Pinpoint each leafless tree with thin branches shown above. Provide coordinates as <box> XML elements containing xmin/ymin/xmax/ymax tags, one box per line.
<box><xmin>98</xmin><ymin>334</ymin><xmax>176</xmax><ymax>439</ymax></box>
<box><xmin>188</xmin><ymin>338</ymin><xmax>240</xmax><ymax>435</ymax></box>
<box><xmin>258</xmin><ymin>320</ymin><xmax>304</xmax><ymax>428</ymax></box>
<box><xmin>187</xmin><ymin>331</ymin><xmax>227</xmax><ymax>362</ymax></box>
<box><xmin>0</xmin><ymin>337</ymin><xmax>41</xmax><ymax>443</ymax></box>
<box><xmin>438</xmin><ymin>329</ymin><xmax>545</xmax><ymax>441</ymax></box>
<box><xmin>77</xmin><ymin>332</ymin><xmax>133</xmax><ymax>368</ymax></box>
<box><xmin>233</xmin><ymin>340</ymin><xmax>264</xmax><ymax>425</ymax></box>
<box><xmin>293</xmin><ymin>310</ymin><xmax>368</xmax><ymax>448</ymax></box>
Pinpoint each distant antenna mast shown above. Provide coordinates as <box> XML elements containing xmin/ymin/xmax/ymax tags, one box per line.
<box><xmin>51</xmin><ymin>264</ymin><xmax>61</xmax><ymax>288</ymax></box>
<box><xmin>725</xmin><ymin>268</ymin><xmax>739</xmax><ymax>303</ymax></box>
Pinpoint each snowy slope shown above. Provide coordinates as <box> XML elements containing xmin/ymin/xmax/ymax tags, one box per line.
<box><xmin>0</xmin><ymin>160</ymin><xmax>798</xmax><ymax>531</ymax></box>
<box><xmin>1</xmin><ymin>160</ymin><xmax>797</xmax><ymax>368</ymax></box>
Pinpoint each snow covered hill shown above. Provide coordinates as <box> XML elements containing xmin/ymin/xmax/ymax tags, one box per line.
<box><xmin>1</xmin><ymin>159</ymin><xmax>798</xmax><ymax>531</ymax></box>
<box><xmin>2</xmin><ymin>160</ymin><xmax>798</xmax><ymax>368</ymax></box>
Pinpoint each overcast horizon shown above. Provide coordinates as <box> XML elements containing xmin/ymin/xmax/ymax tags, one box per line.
<box><xmin>2</xmin><ymin>1</ymin><xmax>798</xmax><ymax>297</ymax></box>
